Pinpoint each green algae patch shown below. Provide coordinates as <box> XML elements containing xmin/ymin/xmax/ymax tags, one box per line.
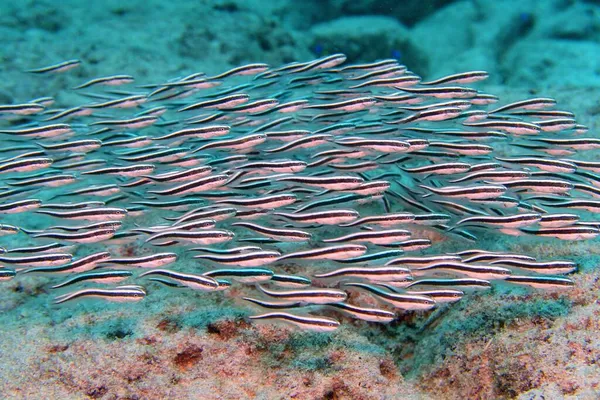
<box><xmin>291</xmin><ymin>353</ymin><xmax>335</xmax><ymax>372</ymax></box>
<box><xmin>181</xmin><ymin>305</ymin><xmax>246</xmax><ymax>330</ymax></box>
<box><xmin>356</xmin><ymin>292</ymin><xmax>573</xmax><ymax>379</ymax></box>
<box><xmin>404</xmin><ymin>295</ymin><xmax>573</xmax><ymax>377</ymax></box>
<box><xmin>287</xmin><ymin>331</ymin><xmax>334</xmax><ymax>351</ymax></box>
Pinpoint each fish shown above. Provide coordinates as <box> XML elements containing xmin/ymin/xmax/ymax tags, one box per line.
<box><xmin>32</xmin><ymin>228</ymin><xmax>116</xmax><ymax>243</ymax></box>
<box><xmin>404</xmin><ymin>289</ymin><xmax>464</xmax><ymax>303</ymax></box>
<box><xmin>89</xmin><ymin>116</ymin><xmax>158</xmax><ymax>130</ymax></box>
<box><xmin>54</xmin><ymin>285</ymin><xmax>146</xmax><ymax>304</ymax></box>
<box><xmin>243</xmin><ymin>297</ymin><xmax>304</xmax><ymax>309</ymax></box>
<box><xmin>287</xmin><ymin>53</ymin><xmax>347</xmax><ymax>73</ymax></box>
<box><xmin>154</xmin><ymin>126</ymin><xmax>230</xmax><ymax>141</ymax></box>
<box><xmin>489</xmin><ymin>98</ymin><xmax>557</xmax><ymax>114</ymax></box>
<box><xmin>420</xmin><ymin>71</ymin><xmax>489</xmax><ymax>85</ymax></box>
<box><xmin>215</xmin><ymin>194</ymin><xmax>297</xmax><ymax>209</ymax></box>
<box><xmin>0</xmin><ymin>268</ymin><xmax>16</xmax><ymax>281</ymax></box>
<box><xmin>257</xmin><ymin>285</ymin><xmax>347</xmax><ymax>305</ymax></box>
<box><xmin>46</xmin><ymin>221</ymin><xmax>122</xmax><ymax>232</ymax></box>
<box><xmin>348</xmin><ymin>76</ymin><xmax>421</xmax><ymax>89</ymax></box>
<box><xmin>82</xmin><ymin>164</ymin><xmax>155</xmax><ymax>177</ymax></box>
<box><xmin>148</xmin><ymin>175</ymin><xmax>229</xmax><ymax>195</ymax></box>
<box><xmin>0</xmin><ymin>53</ymin><xmax>594</xmax><ymax>333</ymax></box>
<box><xmin>406</xmin><ymin>278</ymin><xmax>492</xmax><ymax>290</ymax></box>
<box><xmin>334</xmin><ymin>250</ymin><xmax>403</xmax><ymax>264</ymax></box>
<box><xmin>51</xmin><ymin>270</ymin><xmax>133</xmax><ymax>289</ymax></box>
<box><xmin>274</xmin><ymin>210</ymin><xmax>359</xmax><ymax>225</ymax></box>
<box><xmin>179</xmin><ymin>94</ymin><xmax>250</xmax><ymax>112</ymax></box>
<box><xmin>420</xmin><ymin>184</ymin><xmax>507</xmax><ymax>200</ymax></box>
<box><xmin>0</xmin><ymin>199</ymin><xmax>42</xmax><ymax>214</ymax></box>
<box><xmin>5</xmin><ymin>242</ymin><xmax>68</xmax><ymax>254</ymax></box>
<box><xmin>230</xmin><ymin>222</ymin><xmax>311</xmax><ymax>242</ymax></box>
<box><xmin>27</xmin><ymin>59</ymin><xmax>81</xmax><ymax>74</ymax></box>
<box><xmin>138</xmin><ymin>269</ymin><xmax>219</xmax><ymax>291</ymax></box>
<box><xmin>102</xmin><ymin>253</ymin><xmax>177</xmax><ymax>268</ymax></box>
<box><xmin>248</xmin><ymin>312</ymin><xmax>340</xmax><ymax>332</ymax></box>
<box><xmin>72</xmin><ymin>75</ymin><xmax>134</xmax><ymax>89</ymax></box>
<box><xmin>209</xmin><ymin>63</ymin><xmax>269</xmax><ymax>79</ymax></box>
<box><xmin>21</xmin><ymin>252</ymin><xmax>111</xmax><ymax>274</ymax></box>
<box><xmin>87</xmin><ymin>95</ymin><xmax>147</xmax><ymax>109</ymax></box>
<box><xmin>194</xmin><ymin>251</ymin><xmax>281</xmax><ymax>267</ymax></box>
<box><xmin>314</xmin><ymin>266</ymin><xmax>411</xmax><ymax>282</ymax></box>
<box><xmin>0</xmin><ymin>103</ymin><xmax>45</xmax><ymax>116</ymax></box>
<box><xmin>494</xmin><ymin>157</ymin><xmax>577</xmax><ymax>173</ymax></box>
<box><xmin>411</xmin><ymin>262</ymin><xmax>512</xmax><ymax>280</ymax></box>
<box><xmin>275</xmin><ymin>244</ymin><xmax>367</xmax><ymax>261</ymax></box>
<box><xmin>36</xmin><ymin>207</ymin><xmax>128</xmax><ymax>221</ymax></box>
<box><xmin>0</xmin><ymin>253</ymin><xmax>72</xmax><ymax>267</ymax></box>
<box><xmin>264</xmin><ymin>134</ymin><xmax>332</xmax><ymax>153</ymax></box>
<box><xmin>490</xmin><ymin>259</ymin><xmax>576</xmax><ymax>274</ymax></box>
<box><xmin>344</xmin><ymin>283</ymin><xmax>436</xmax><ymax>310</ymax></box>
<box><xmin>400</xmin><ymin>163</ymin><xmax>471</xmax><ymax>175</ymax></box>
<box><xmin>325</xmin><ymin>302</ymin><xmax>395</xmax><ymax>323</ymax></box>
<box><xmin>202</xmin><ymin>268</ymin><xmax>274</xmax><ymax>283</ymax></box>
<box><xmin>322</xmin><ymin>229</ymin><xmax>412</xmax><ymax>245</ymax></box>
<box><xmin>0</xmin><ymin>157</ymin><xmax>54</xmax><ymax>173</ymax></box>
<box><xmin>276</xmin><ymin>175</ymin><xmax>364</xmax><ymax>190</ymax></box>
<box><xmin>520</xmin><ymin>226</ymin><xmax>600</xmax><ymax>240</ymax></box>
<box><xmin>504</xmin><ymin>275</ymin><xmax>574</xmax><ymax>289</ymax></box>
<box><xmin>453</xmin><ymin>213</ymin><xmax>542</xmax><ymax>229</ymax></box>
<box><xmin>145</xmin><ymin>230</ymin><xmax>234</xmax><ymax>245</ymax></box>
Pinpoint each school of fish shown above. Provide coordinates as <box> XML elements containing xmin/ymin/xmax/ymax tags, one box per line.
<box><xmin>0</xmin><ymin>54</ymin><xmax>593</xmax><ymax>332</ymax></box>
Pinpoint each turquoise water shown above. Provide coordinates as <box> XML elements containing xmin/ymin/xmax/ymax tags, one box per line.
<box><xmin>0</xmin><ymin>1</ymin><xmax>599</xmax><ymax>399</ymax></box>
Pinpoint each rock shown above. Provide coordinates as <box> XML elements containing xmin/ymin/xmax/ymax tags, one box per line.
<box><xmin>538</xmin><ymin>2</ymin><xmax>600</xmax><ymax>41</ymax></box>
<box><xmin>292</xmin><ymin>0</ymin><xmax>458</xmax><ymax>27</ymax></box>
<box><xmin>310</xmin><ymin>16</ymin><xmax>427</xmax><ymax>74</ymax></box>
<box><xmin>412</xmin><ymin>1</ymin><xmax>482</xmax><ymax>80</ymax></box>
<box><xmin>502</xmin><ymin>39</ymin><xmax>600</xmax><ymax>88</ymax></box>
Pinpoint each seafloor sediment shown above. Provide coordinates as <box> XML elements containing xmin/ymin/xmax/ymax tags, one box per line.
<box><xmin>2</xmin><ymin>231</ymin><xmax>599</xmax><ymax>399</ymax></box>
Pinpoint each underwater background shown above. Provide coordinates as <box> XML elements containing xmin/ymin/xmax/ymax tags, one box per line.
<box><xmin>1</xmin><ymin>0</ymin><xmax>600</xmax><ymax>399</ymax></box>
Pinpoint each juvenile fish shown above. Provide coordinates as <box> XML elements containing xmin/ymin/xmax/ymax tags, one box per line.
<box><xmin>276</xmin><ymin>244</ymin><xmax>367</xmax><ymax>261</ymax></box>
<box><xmin>36</xmin><ymin>207</ymin><xmax>128</xmax><ymax>221</ymax></box>
<box><xmin>322</xmin><ymin>229</ymin><xmax>412</xmax><ymax>245</ymax></box>
<box><xmin>27</xmin><ymin>59</ymin><xmax>81</xmax><ymax>74</ymax></box>
<box><xmin>145</xmin><ymin>229</ymin><xmax>234</xmax><ymax>245</ymax></box>
<box><xmin>203</xmin><ymin>268</ymin><xmax>274</xmax><ymax>283</ymax></box>
<box><xmin>411</xmin><ymin>262</ymin><xmax>511</xmax><ymax>280</ymax></box>
<box><xmin>314</xmin><ymin>266</ymin><xmax>411</xmax><ymax>282</ymax></box>
<box><xmin>326</xmin><ymin>302</ymin><xmax>395</xmax><ymax>323</ymax></box>
<box><xmin>231</xmin><ymin>222</ymin><xmax>311</xmax><ymax>241</ymax></box>
<box><xmin>51</xmin><ymin>270</ymin><xmax>133</xmax><ymax>289</ymax></box>
<box><xmin>0</xmin><ymin>253</ymin><xmax>72</xmax><ymax>267</ymax></box>
<box><xmin>504</xmin><ymin>275</ymin><xmax>574</xmax><ymax>289</ymax></box>
<box><xmin>274</xmin><ymin>209</ymin><xmax>359</xmax><ymax>225</ymax></box>
<box><xmin>344</xmin><ymin>282</ymin><xmax>436</xmax><ymax>310</ymax></box>
<box><xmin>248</xmin><ymin>312</ymin><xmax>340</xmax><ymax>332</ymax></box>
<box><xmin>73</xmin><ymin>75</ymin><xmax>134</xmax><ymax>89</ymax></box>
<box><xmin>257</xmin><ymin>285</ymin><xmax>347</xmax><ymax>305</ymax></box>
<box><xmin>0</xmin><ymin>268</ymin><xmax>16</xmax><ymax>281</ymax></box>
<box><xmin>215</xmin><ymin>194</ymin><xmax>297</xmax><ymax>209</ymax></box>
<box><xmin>33</xmin><ymin>228</ymin><xmax>116</xmax><ymax>243</ymax></box>
<box><xmin>194</xmin><ymin>251</ymin><xmax>281</xmax><ymax>267</ymax></box>
<box><xmin>54</xmin><ymin>285</ymin><xmax>146</xmax><ymax>304</ymax></box>
<box><xmin>139</xmin><ymin>269</ymin><xmax>219</xmax><ymax>291</ymax></box>
<box><xmin>22</xmin><ymin>251</ymin><xmax>111</xmax><ymax>275</ymax></box>
<box><xmin>103</xmin><ymin>253</ymin><xmax>177</xmax><ymax>268</ymax></box>
<box><xmin>420</xmin><ymin>184</ymin><xmax>507</xmax><ymax>200</ymax></box>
